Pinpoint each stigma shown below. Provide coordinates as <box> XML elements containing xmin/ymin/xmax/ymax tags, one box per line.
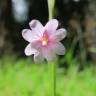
<box><xmin>42</xmin><ymin>40</ymin><xmax>48</xmax><ymax>46</ymax></box>
<box><xmin>40</xmin><ymin>31</ymin><xmax>49</xmax><ymax>46</ymax></box>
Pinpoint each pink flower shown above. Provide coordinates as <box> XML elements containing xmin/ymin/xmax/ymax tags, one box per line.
<box><xmin>22</xmin><ymin>19</ymin><xmax>66</xmax><ymax>62</ymax></box>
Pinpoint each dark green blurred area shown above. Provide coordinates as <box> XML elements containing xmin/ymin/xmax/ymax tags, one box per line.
<box><xmin>0</xmin><ymin>0</ymin><xmax>96</xmax><ymax>65</ymax></box>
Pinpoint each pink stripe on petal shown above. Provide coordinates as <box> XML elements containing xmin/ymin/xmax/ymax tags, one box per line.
<box><xmin>24</xmin><ymin>43</ymin><xmax>38</xmax><ymax>56</ymax></box>
<box><xmin>44</xmin><ymin>19</ymin><xmax>58</xmax><ymax>35</ymax></box>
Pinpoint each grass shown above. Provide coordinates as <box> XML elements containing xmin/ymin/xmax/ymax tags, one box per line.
<box><xmin>0</xmin><ymin>56</ymin><xmax>96</xmax><ymax>96</ymax></box>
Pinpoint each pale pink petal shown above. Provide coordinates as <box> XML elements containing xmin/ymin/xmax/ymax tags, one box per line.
<box><xmin>29</xmin><ymin>20</ymin><xmax>44</xmax><ymax>36</ymax></box>
<box><xmin>22</xmin><ymin>29</ymin><xmax>39</xmax><ymax>42</ymax></box>
<box><xmin>44</xmin><ymin>19</ymin><xmax>58</xmax><ymax>35</ymax></box>
<box><xmin>31</xmin><ymin>41</ymin><xmax>42</xmax><ymax>51</ymax></box>
<box><xmin>53</xmin><ymin>28</ymin><xmax>67</xmax><ymax>41</ymax></box>
<box><xmin>45</xmin><ymin>51</ymin><xmax>57</xmax><ymax>61</ymax></box>
<box><xmin>34</xmin><ymin>52</ymin><xmax>44</xmax><ymax>63</ymax></box>
<box><xmin>53</xmin><ymin>42</ymin><xmax>65</xmax><ymax>55</ymax></box>
<box><xmin>42</xmin><ymin>47</ymin><xmax>57</xmax><ymax>61</ymax></box>
<box><xmin>32</xmin><ymin>41</ymin><xmax>44</xmax><ymax>62</ymax></box>
<box><xmin>29</xmin><ymin>20</ymin><xmax>43</xmax><ymax>29</ymax></box>
<box><xmin>24</xmin><ymin>43</ymin><xmax>38</xmax><ymax>56</ymax></box>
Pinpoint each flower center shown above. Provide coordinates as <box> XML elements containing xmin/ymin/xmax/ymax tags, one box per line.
<box><xmin>40</xmin><ymin>32</ymin><xmax>49</xmax><ymax>46</ymax></box>
<box><xmin>42</xmin><ymin>37</ymin><xmax>48</xmax><ymax>46</ymax></box>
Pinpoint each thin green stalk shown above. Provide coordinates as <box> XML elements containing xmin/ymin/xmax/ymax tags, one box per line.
<box><xmin>47</xmin><ymin>0</ymin><xmax>56</xmax><ymax>95</ymax></box>
<box><xmin>48</xmin><ymin>62</ymin><xmax>56</xmax><ymax>96</ymax></box>
<box><xmin>47</xmin><ymin>0</ymin><xmax>55</xmax><ymax>20</ymax></box>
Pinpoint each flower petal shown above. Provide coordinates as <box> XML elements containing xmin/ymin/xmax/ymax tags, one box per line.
<box><xmin>42</xmin><ymin>47</ymin><xmax>57</xmax><ymax>61</ymax></box>
<box><xmin>34</xmin><ymin>52</ymin><xmax>44</xmax><ymax>63</ymax></box>
<box><xmin>53</xmin><ymin>42</ymin><xmax>65</xmax><ymax>55</ymax></box>
<box><xmin>31</xmin><ymin>41</ymin><xmax>44</xmax><ymax>62</ymax></box>
<box><xmin>24</xmin><ymin>43</ymin><xmax>38</xmax><ymax>56</ymax></box>
<box><xmin>54</xmin><ymin>28</ymin><xmax>67</xmax><ymax>41</ymax></box>
<box><xmin>29</xmin><ymin>20</ymin><xmax>44</xmax><ymax>35</ymax></box>
<box><xmin>31</xmin><ymin>40</ymin><xmax>42</xmax><ymax>51</ymax></box>
<box><xmin>22</xmin><ymin>29</ymin><xmax>39</xmax><ymax>42</ymax></box>
<box><xmin>44</xmin><ymin>19</ymin><xmax>58</xmax><ymax>35</ymax></box>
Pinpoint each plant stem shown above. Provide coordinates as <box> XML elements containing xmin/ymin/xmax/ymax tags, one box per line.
<box><xmin>48</xmin><ymin>62</ymin><xmax>56</xmax><ymax>96</ymax></box>
<box><xmin>47</xmin><ymin>0</ymin><xmax>56</xmax><ymax>95</ymax></box>
<box><xmin>47</xmin><ymin>0</ymin><xmax>55</xmax><ymax>20</ymax></box>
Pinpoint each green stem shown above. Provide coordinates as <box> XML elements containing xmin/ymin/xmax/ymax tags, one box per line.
<box><xmin>47</xmin><ymin>0</ymin><xmax>56</xmax><ymax>95</ymax></box>
<box><xmin>48</xmin><ymin>62</ymin><xmax>56</xmax><ymax>96</ymax></box>
<box><xmin>47</xmin><ymin>0</ymin><xmax>55</xmax><ymax>20</ymax></box>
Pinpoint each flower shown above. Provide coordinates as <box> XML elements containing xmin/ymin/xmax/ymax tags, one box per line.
<box><xmin>22</xmin><ymin>19</ymin><xmax>67</xmax><ymax>62</ymax></box>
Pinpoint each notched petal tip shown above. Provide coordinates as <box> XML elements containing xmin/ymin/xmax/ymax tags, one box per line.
<box><xmin>24</xmin><ymin>43</ymin><xmax>38</xmax><ymax>56</ymax></box>
<box><xmin>22</xmin><ymin>29</ymin><xmax>33</xmax><ymax>42</ymax></box>
<box><xmin>29</xmin><ymin>19</ymin><xmax>43</xmax><ymax>29</ymax></box>
<box><xmin>29</xmin><ymin>20</ymin><xmax>37</xmax><ymax>28</ymax></box>
<box><xmin>48</xmin><ymin>19</ymin><xmax>58</xmax><ymax>27</ymax></box>
<box><xmin>22</xmin><ymin>29</ymin><xmax>28</xmax><ymax>36</ymax></box>
<box><xmin>63</xmin><ymin>28</ymin><xmax>67</xmax><ymax>35</ymax></box>
<box><xmin>54</xmin><ymin>28</ymin><xmax>67</xmax><ymax>41</ymax></box>
<box><xmin>60</xmin><ymin>28</ymin><xmax>67</xmax><ymax>38</ymax></box>
<box><xmin>53</xmin><ymin>42</ymin><xmax>66</xmax><ymax>55</ymax></box>
<box><xmin>22</xmin><ymin>28</ymin><xmax>40</xmax><ymax>42</ymax></box>
<box><xmin>44</xmin><ymin>19</ymin><xmax>59</xmax><ymax>34</ymax></box>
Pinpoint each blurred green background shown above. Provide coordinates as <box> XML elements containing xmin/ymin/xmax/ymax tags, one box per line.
<box><xmin>0</xmin><ymin>0</ymin><xmax>96</xmax><ymax>96</ymax></box>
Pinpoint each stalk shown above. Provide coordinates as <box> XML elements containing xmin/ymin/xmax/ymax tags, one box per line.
<box><xmin>48</xmin><ymin>62</ymin><xmax>56</xmax><ymax>96</ymax></box>
<box><xmin>47</xmin><ymin>0</ymin><xmax>56</xmax><ymax>95</ymax></box>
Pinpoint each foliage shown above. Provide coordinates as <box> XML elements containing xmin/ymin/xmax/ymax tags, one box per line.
<box><xmin>0</xmin><ymin>56</ymin><xmax>96</xmax><ymax>96</ymax></box>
